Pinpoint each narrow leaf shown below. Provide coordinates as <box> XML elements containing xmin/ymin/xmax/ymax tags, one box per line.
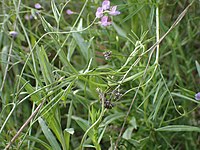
<box><xmin>37</xmin><ymin>46</ymin><xmax>54</xmax><ymax>84</ymax></box>
<box><xmin>112</xmin><ymin>22</ymin><xmax>127</xmax><ymax>38</ymax></box>
<box><xmin>20</xmin><ymin>77</ymin><xmax>41</xmax><ymax>102</ymax></box>
<box><xmin>26</xmin><ymin>135</ymin><xmax>51</xmax><ymax>150</ymax></box>
<box><xmin>51</xmin><ymin>0</ymin><xmax>60</xmax><ymax>23</ymax></box>
<box><xmin>156</xmin><ymin>125</ymin><xmax>200</xmax><ymax>132</ymax></box>
<box><xmin>38</xmin><ymin>117</ymin><xmax>62</xmax><ymax>150</ymax></box>
<box><xmin>1</xmin><ymin>46</ymin><xmax>9</xmax><ymax>73</ymax></box>
<box><xmin>72</xmin><ymin>33</ymin><xmax>92</xmax><ymax>62</ymax></box>
<box><xmin>195</xmin><ymin>61</ymin><xmax>200</xmax><ymax>77</ymax></box>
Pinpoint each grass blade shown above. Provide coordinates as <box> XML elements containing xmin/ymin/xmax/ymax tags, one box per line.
<box><xmin>38</xmin><ymin>117</ymin><xmax>62</xmax><ymax>150</ymax></box>
<box><xmin>156</xmin><ymin>125</ymin><xmax>200</xmax><ymax>132</ymax></box>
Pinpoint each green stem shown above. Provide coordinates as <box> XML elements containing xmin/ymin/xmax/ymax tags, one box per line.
<box><xmin>79</xmin><ymin>101</ymin><xmax>105</xmax><ymax>150</ymax></box>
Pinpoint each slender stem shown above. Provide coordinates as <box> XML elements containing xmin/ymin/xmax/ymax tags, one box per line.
<box><xmin>140</xmin><ymin>2</ymin><xmax>193</xmax><ymax>56</ymax></box>
<box><xmin>4</xmin><ymin>100</ymin><xmax>45</xmax><ymax>150</ymax></box>
<box><xmin>0</xmin><ymin>104</ymin><xmax>16</xmax><ymax>133</ymax></box>
<box><xmin>0</xmin><ymin>0</ymin><xmax>20</xmax><ymax>92</ymax></box>
<box><xmin>114</xmin><ymin>2</ymin><xmax>193</xmax><ymax>149</ymax></box>
<box><xmin>57</xmin><ymin>0</ymin><xmax>71</xmax><ymax>30</ymax></box>
<box><xmin>155</xmin><ymin>1</ymin><xmax>160</xmax><ymax>64</ymax></box>
<box><xmin>52</xmin><ymin>0</ymin><xmax>89</xmax><ymax>62</ymax></box>
<box><xmin>79</xmin><ymin>99</ymin><xmax>105</xmax><ymax>150</ymax></box>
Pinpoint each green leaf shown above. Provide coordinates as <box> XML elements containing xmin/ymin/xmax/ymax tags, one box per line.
<box><xmin>152</xmin><ymin>90</ymin><xmax>167</xmax><ymax>120</ymax></box>
<box><xmin>37</xmin><ymin>46</ymin><xmax>54</xmax><ymax>85</ymax></box>
<box><xmin>1</xmin><ymin>46</ymin><xmax>9</xmax><ymax>73</ymax></box>
<box><xmin>171</xmin><ymin>92</ymin><xmax>200</xmax><ymax>104</ymax></box>
<box><xmin>129</xmin><ymin>117</ymin><xmax>137</xmax><ymax>129</ymax></box>
<box><xmin>58</xmin><ymin>49</ymin><xmax>77</xmax><ymax>73</ymax></box>
<box><xmin>67</xmin><ymin>101</ymin><xmax>73</xmax><ymax>128</ymax></box>
<box><xmin>195</xmin><ymin>60</ymin><xmax>200</xmax><ymax>77</ymax></box>
<box><xmin>122</xmin><ymin>127</ymin><xmax>134</xmax><ymax>140</ymax></box>
<box><xmin>72</xmin><ymin>33</ymin><xmax>93</xmax><ymax>62</ymax></box>
<box><xmin>44</xmin><ymin>82</ymin><xmax>74</xmax><ymax>150</ymax></box>
<box><xmin>122</xmin><ymin>5</ymin><xmax>144</xmax><ymax>23</ymax></box>
<box><xmin>155</xmin><ymin>125</ymin><xmax>200</xmax><ymax>132</ymax></box>
<box><xmin>100</xmin><ymin>113</ymin><xmax>125</xmax><ymax>127</ymax></box>
<box><xmin>71</xmin><ymin>116</ymin><xmax>94</xmax><ymax>138</ymax></box>
<box><xmin>40</xmin><ymin>16</ymin><xmax>54</xmax><ymax>32</ymax></box>
<box><xmin>38</xmin><ymin>117</ymin><xmax>62</xmax><ymax>150</ymax></box>
<box><xmin>98</xmin><ymin>126</ymin><xmax>107</xmax><ymax>144</ymax></box>
<box><xmin>46</xmin><ymin>114</ymin><xmax>63</xmax><ymax>148</ymax></box>
<box><xmin>67</xmin><ymin>39</ymin><xmax>76</xmax><ymax>61</ymax></box>
<box><xmin>26</xmin><ymin>135</ymin><xmax>51</xmax><ymax>150</ymax></box>
<box><xmin>77</xmin><ymin>18</ymin><xmax>83</xmax><ymax>31</ymax></box>
<box><xmin>64</xmin><ymin>128</ymin><xmax>74</xmax><ymax>135</ymax></box>
<box><xmin>64</xmin><ymin>128</ymin><xmax>74</xmax><ymax>150</ymax></box>
<box><xmin>51</xmin><ymin>0</ymin><xmax>60</xmax><ymax>23</ymax></box>
<box><xmin>20</xmin><ymin>77</ymin><xmax>41</xmax><ymax>102</ymax></box>
<box><xmin>112</xmin><ymin>22</ymin><xmax>127</xmax><ymax>38</ymax></box>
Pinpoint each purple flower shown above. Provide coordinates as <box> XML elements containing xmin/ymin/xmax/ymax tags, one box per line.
<box><xmin>101</xmin><ymin>16</ymin><xmax>112</xmax><ymax>26</ymax></box>
<box><xmin>95</xmin><ymin>7</ymin><xmax>103</xmax><ymax>18</ymax></box>
<box><xmin>9</xmin><ymin>31</ymin><xmax>18</xmax><ymax>38</ymax></box>
<box><xmin>34</xmin><ymin>3</ymin><xmax>42</xmax><ymax>9</ymax></box>
<box><xmin>109</xmin><ymin>6</ymin><xmax>120</xmax><ymax>16</ymax></box>
<box><xmin>66</xmin><ymin>9</ymin><xmax>74</xmax><ymax>15</ymax></box>
<box><xmin>24</xmin><ymin>14</ymin><xmax>33</xmax><ymax>20</ymax></box>
<box><xmin>102</xmin><ymin>0</ymin><xmax>110</xmax><ymax>10</ymax></box>
<box><xmin>195</xmin><ymin>92</ymin><xmax>200</xmax><ymax>100</ymax></box>
<box><xmin>95</xmin><ymin>0</ymin><xmax>120</xmax><ymax>27</ymax></box>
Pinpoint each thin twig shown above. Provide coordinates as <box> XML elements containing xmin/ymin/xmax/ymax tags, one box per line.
<box><xmin>114</xmin><ymin>2</ymin><xmax>193</xmax><ymax>149</ymax></box>
<box><xmin>4</xmin><ymin>100</ymin><xmax>45</xmax><ymax>150</ymax></box>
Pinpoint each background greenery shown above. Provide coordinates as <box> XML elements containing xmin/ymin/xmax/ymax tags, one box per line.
<box><xmin>0</xmin><ymin>0</ymin><xmax>200</xmax><ymax>149</ymax></box>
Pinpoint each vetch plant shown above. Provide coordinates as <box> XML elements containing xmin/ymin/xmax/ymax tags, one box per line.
<box><xmin>109</xmin><ymin>6</ymin><xmax>120</xmax><ymax>16</ymax></box>
<box><xmin>66</xmin><ymin>9</ymin><xmax>75</xmax><ymax>15</ymax></box>
<box><xmin>102</xmin><ymin>0</ymin><xmax>110</xmax><ymax>10</ymax></box>
<box><xmin>95</xmin><ymin>0</ymin><xmax>120</xmax><ymax>26</ymax></box>
<box><xmin>34</xmin><ymin>3</ymin><xmax>42</xmax><ymax>9</ymax></box>
<box><xmin>1</xmin><ymin>1</ymin><xmax>199</xmax><ymax>150</ymax></box>
<box><xmin>195</xmin><ymin>92</ymin><xmax>200</xmax><ymax>100</ymax></box>
<box><xmin>24</xmin><ymin>14</ymin><xmax>33</xmax><ymax>20</ymax></box>
<box><xmin>96</xmin><ymin>7</ymin><xmax>103</xmax><ymax>18</ymax></box>
<box><xmin>100</xmin><ymin>16</ymin><xmax>111</xmax><ymax>26</ymax></box>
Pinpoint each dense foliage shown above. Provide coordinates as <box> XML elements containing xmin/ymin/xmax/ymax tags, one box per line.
<box><xmin>0</xmin><ymin>0</ymin><xmax>200</xmax><ymax>149</ymax></box>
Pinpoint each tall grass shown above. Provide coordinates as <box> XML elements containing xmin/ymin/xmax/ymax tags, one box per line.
<box><xmin>0</xmin><ymin>0</ymin><xmax>200</xmax><ymax>149</ymax></box>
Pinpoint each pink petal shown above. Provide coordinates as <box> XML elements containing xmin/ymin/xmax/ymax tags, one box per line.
<box><xmin>66</xmin><ymin>9</ymin><xmax>74</xmax><ymax>15</ymax></box>
<box><xmin>34</xmin><ymin>3</ymin><xmax>42</xmax><ymax>9</ymax></box>
<box><xmin>102</xmin><ymin>0</ymin><xmax>110</xmax><ymax>10</ymax></box>
<box><xmin>96</xmin><ymin>7</ymin><xmax>103</xmax><ymax>18</ymax></box>
<box><xmin>109</xmin><ymin>6</ymin><xmax>120</xmax><ymax>16</ymax></box>
<box><xmin>101</xmin><ymin>16</ymin><xmax>111</xmax><ymax>26</ymax></box>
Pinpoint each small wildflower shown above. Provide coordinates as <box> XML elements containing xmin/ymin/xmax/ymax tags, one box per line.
<box><xmin>109</xmin><ymin>6</ymin><xmax>120</xmax><ymax>16</ymax></box>
<box><xmin>101</xmin><ymin>16</ymin><xmax>112</xmax><ymax>26</ymax></box>
<box><xmin>24</xmin><ymin>14</ymin><xmax>33</xmax><ymax>20</ymax></box>
<box><xmin>34</xmin><ymin>3</ymin><xmax>42</xmax><ymax>9</ymax></box>
<box><xmin>195</xmin><ymin>92</ymin><xmax>200</xmax><ymax>100</ymax></box>
<box><xmin>103</xmin><ymin>51</ymin><xmax>112</xmax><ymax>60</ymax></box>
<box><xmin>9</xmin><ymin>31</ymin><xmax>18</xmax><ymax>38</ymax></box>
<box><xmin>102</xmin><ymin>0</ymin><xmax>110</xmax><ymax>10</ymax></box>
<box><xmin>66</xmin><ymin>9</ymin><xmax>74</xmax><ymax>15</ymax></box>
<box><xmin>95</xmin><ymin>7</ymin><xmax>103</xmax><ymax>18</ymax></box>
<box><xmin>96</xmin><ymin>0</ymin><xmax>120</xmax><ymax>27</ymax></box>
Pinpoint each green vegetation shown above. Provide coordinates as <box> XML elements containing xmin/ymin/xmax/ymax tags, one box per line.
<box><xmin>0</xmin><ymin>0</ymin><xmax>200</xmax><ymax>149</ymax></box>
